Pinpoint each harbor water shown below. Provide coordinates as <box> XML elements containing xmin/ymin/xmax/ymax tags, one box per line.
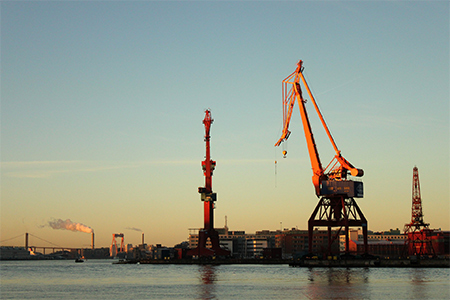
<box><xmin>1</xmin><ymin>260</ymin><xmax>449</xmax><ymax>299</ymax></box>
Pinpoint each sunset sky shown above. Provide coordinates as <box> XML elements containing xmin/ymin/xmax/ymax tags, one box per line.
<box><xmin>2</xmin><ymin>1</ymin><xmax>448</xmax><ymax>249</ymax></box>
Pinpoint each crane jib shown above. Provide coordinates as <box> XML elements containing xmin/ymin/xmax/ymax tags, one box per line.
<box><xmin>275</xmin><ymin>60</ymin><xmax>364</xmax><ymax>198</ymax></box>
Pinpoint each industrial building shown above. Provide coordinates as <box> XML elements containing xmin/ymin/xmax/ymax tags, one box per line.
<box><xmin>188</xmin><ymin>227</ymin><xmax>278</xmax><ymax>258</ymax></box>
<box><xmin>342</xmin><ymin>229</ymin><xmax>449</xmax><ymax>258</ymax></box>
<box><xmin>340</xmin><ymin>229</ymin><xmax>405</xmax><ymax>258</ymax></box>
<box><xmin>188</xmin><ymin>226</ymin><xmax>351</xmax><ymax>259</ymax></box>
<box><xmin>188</xmin><ymin>226</ymin><xmax>449</xmax><ymax>259</ymax></box>
<box><xmin>276</xmin><ymin>229</ymin><xmax>340</xmax><ymax>258</ymax></box>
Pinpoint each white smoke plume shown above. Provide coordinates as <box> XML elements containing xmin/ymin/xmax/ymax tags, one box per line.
<box><xmin>125</xmin><ymin>227</ymin><xmax>142</xmax><ymax>232</ymax></box>
<box><xmin>47</xmin><ymin>218</ymin><xmax>93</xmax><ymax>233</ymax></box>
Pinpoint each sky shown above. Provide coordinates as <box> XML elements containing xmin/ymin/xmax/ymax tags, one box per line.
<box><xmin>1</xmin><ymin>0</ymin><xmax>449</xmax><ymax>249</ymax></box>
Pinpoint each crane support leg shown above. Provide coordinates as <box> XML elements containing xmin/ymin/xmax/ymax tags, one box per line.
<box><xmin>308</xmin><ymin>196</ymin><xmax>368</xmax><ymax>256</ymax></box>
<box><xmin>352</xmin><ymin>198</ymin><xmax>368</xmax><ymax>254</ymax></box>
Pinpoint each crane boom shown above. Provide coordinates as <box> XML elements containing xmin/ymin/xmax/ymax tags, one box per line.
<box><xmin>275</xmin><ymin>60</ymin><xmax>363</xmax><ymax>197</ymax></box>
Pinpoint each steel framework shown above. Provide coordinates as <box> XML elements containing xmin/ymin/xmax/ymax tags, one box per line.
<box><xmin>404</xmin><ymin>167</ymin><xmax>434</xmax><ymax>256</ymax></box>
<box><xmin>308</xmin><ymin>196</ymin><xmax>368</xmax><ymax>255</ymax></box>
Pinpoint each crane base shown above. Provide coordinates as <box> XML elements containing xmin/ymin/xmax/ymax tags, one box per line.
<box><xmin>308</xmin><ymin>195</ymin><xmax>368</xmax><ymax>256</ymax></box>
<box><xmin>186</xmin><ymin>229</ymin><xmax>231</xmax><ymax>258</ymax></box>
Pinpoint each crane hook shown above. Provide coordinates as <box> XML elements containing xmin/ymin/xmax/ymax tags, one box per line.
<box><xmin>282</xmin><ymin>150</ymin><xmax>287</xmax><ymax>158</ymax></box>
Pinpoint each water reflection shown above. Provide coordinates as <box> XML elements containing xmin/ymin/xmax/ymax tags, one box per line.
<box><xmin>197</xmin><ymin>265</ymin><xmax>217</xmax><ymax>300</ymax></box>
<box><xmin>306</xmin><ymin>268</ymin><xmax>370</xmax><ymax>299</ymax></box>
<box><xmin>307</xmin><ymin>267</ymin><xmax>370</xmax><ymax>284</ymax></box>
<box><xmin>409</xmin><ymin>268</ymin><xmax>427</xmax><ymax>300</ymax></box>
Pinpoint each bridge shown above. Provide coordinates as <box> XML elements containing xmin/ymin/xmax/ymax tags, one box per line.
<box><xmin>0</xmin><ymin>232</ymin><xmax>88</xmax><ymax>256</ymax></box>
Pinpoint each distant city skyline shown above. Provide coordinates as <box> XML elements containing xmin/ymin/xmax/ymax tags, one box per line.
<box><xmin>2</xmin><ymin>1</ymin><xmax>449</xmax><ymax>248</ymax></box>
<box><xmin>1</xmin><ymin>223</ymin><xmax>422</xmax><ymax>250</ymax></box>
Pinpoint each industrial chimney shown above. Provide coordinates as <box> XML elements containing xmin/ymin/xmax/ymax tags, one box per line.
<box><xmin>91</xmin><ymin>232</ymin><xmax>95</xmax><ymax>249</ymax></box>
<box><xmin>142</xmin><ymin>232</ymin><xmax>144</xmax><ymax>246</ymax></box>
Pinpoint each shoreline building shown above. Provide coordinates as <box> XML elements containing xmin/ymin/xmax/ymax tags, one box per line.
<box><xmin>341</xmin><ymin>228</ymin><xmax>449</xmax><ymax>258</ymax></box>
<box><xmin>188</xmin><ymin>227</ymin><xmax>341</xmax><ymax>258</ymax></box>
<box><xmin>188</xmin><ymin>227</ymin><xmax>279</xmax><ymax>258</ymax></box>
<box><xmin>275</xmin><ymin>228</ymin><xmax>340</xmax><ymax>258</ymax></box>
<box><xmin>189</xmin><ymin>226</ymin><xmax>450</xmax><ymax>259</ymax></box>
<box><xmin>341</xmin><ymin>229</ymin><xmax>406</xmax><ymax>258</ymax></box>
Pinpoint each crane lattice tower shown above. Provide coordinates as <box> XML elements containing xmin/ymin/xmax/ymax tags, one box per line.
<box><xmin>404</xmin><ymin>167</ymin><xmax>434</xmax><ymax>256</ymax></box>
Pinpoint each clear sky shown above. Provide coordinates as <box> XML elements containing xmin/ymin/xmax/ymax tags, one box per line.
<box><xmin>1</xmin><ymin>1</ymin><xmax>449</xmax><ymax>249</ymax></box>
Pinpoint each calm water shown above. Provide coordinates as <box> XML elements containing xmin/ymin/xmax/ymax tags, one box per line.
<box><xmin>1</xmin><ymin>260</ymin><xmax>449</xmax><ymax>299</ymax></box>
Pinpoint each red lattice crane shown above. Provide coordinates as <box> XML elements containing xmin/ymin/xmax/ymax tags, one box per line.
<box><xmin>187</xmin><ymin>110</ymin><xmax>230</xmax><ymax>258</ymax></box>
<box><xmin>404</xmin><ymin>167</ymin><xmax>434</xmax><ymax>256</ymax></box>
<box><xmin>275</xmin><ymin>60</ymin><xmax>368</xmax><ymax>256</ymax></box>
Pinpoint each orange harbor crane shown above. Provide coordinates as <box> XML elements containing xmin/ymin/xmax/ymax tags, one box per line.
<box><xmin>187</xmin><ymin>109</ymin><xmax>230</xmax><ymax>258</ymax></box>
<box><xmin>275</xmin><ymin>60</ymin><xmax>368</xmax><ymax>256</ymax></box>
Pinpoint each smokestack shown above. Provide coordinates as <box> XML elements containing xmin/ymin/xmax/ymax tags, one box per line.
<box><xmin>142</xmin><ymin>232</ymin><xmax>144</xmax><ymax>246</ymax></box>
<box><xmin>91</xmin><ymin>232</ymin><xmax>95</xmax><ymax>249</ymax></box>
<box><xmin>25</xmin><ymin>232</ymin><xmax>28</xmax><ymax>249</ymax></box>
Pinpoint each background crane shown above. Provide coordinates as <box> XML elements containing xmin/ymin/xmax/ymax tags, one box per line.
<box><xmin>275</xmin><ymin>60</ymin><xmax>368</xmax><ymax>256</ymax></box>
<box><xmin>404</xmin><ymin>166</ymin><xmax>435</xmax><ymax>256</ymax></box>
<box><xmin>110</xmin><ymin>233</ymin><xmax>124</xmax><ymax>257</ymax></box>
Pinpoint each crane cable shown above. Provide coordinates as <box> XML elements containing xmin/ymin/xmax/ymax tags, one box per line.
<box><xmin>274</xmin><ymin>147</ymin><xmax>278</xmax><ymax>188</ymax></box>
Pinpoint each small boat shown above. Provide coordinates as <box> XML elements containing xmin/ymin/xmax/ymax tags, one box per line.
<box><xmin>75</xmin><ymin>258</ymin><xmax>84</xmax><ymax>263</ymax></box>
